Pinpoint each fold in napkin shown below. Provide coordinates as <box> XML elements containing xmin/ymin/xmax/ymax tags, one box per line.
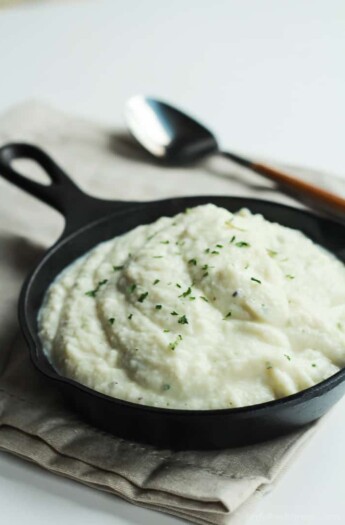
<box><xmin>0</xmin><ymin>102</ymin><xmax>344</xmax><ymax>525</ymax></box>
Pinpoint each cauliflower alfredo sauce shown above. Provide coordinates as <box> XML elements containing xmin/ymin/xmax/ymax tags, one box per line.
<box><xmin>38</xmin><ymin>204</ymin><xmax>345</xmax><ymax>410</ymax></box>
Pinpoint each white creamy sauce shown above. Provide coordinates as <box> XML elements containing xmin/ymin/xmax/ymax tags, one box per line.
<box><xmin>38</xmin><ymin>204</ymin><xmax>345</xmax><ymax>409</ymax></box>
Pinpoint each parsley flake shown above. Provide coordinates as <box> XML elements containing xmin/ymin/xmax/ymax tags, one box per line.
<box><xmin>162</xmin><ymin>384</ymin><xmax>171</xmax><ymax>391</ymax></box>
<box><xmin>284</xmin><ymin>354</ymin><xmax>291</xmax><ymax>361</ymax></box>
<box><xmin>128</xmin><ymin>313</ymin><xmax>133</xmax><ymax>320</ymax></box>
<box><xmin>235</xmin><ymin>241</ymin><xmax>250</xmax><ymax>248</ymax></box>
<box><xmin>138</xmin><ymin>292</ymin><xmax>148</xmax><ymax>303</ymax></box>
<box><xmin>108</xmin><ymin>317</ymin><xmax>115</xmax><ymax>325</ymax></box>
<box><xmin>168</xmin><ymin>334</ymin><xmax>183</xmax><ymax>351</ymax></box>
<box><xmin>286</xmin><ymin>274</ymin><xmax>295</xmax><ymax>280</ymax></box>
<box><xmin>188</xmin><ymin>258</ymin><xmax>197</xmax><ymax>266</ymax></box>
<box><xmin>170</xmin><ymin>311</ymin><xmax>179</xmax><ymax>316</ymax></box>
<box><xmin>113</xmin><ymin>265</ymin><xmax>124</xmax><ymax>271</ymax></box>
<box><xmin>153</xmin><ymin>279</ymin><xmax>160</xmax><ymax>285</ymax></box>
<box><xmin>179</xmin><ymin>286</ymin><xmax>192</xmax><ymax>298</ymax></box>
<box><xmin>85</xmin><ymin>279</ymin><xmax>108</xmax><ymax>298</ymax></box>
<box><xmin>128</xmin><ymin>283</ymin><xmax>137</xmax><ymax>294</ymax></box>
<box><xmin>85</xmin><ymin>290</ymin><xmax>97</xmax><ymax>298</ymax></box>
<box><xmin>155</xmin><ymin>304</ymin><xmax>162</xmax><ymax>310</ymax></box>
<box><xmin>178</xmin><ymin>314</ymin><xmax>188</xmax><ymax>325</ymax></box>
<box><xmin>229</xmin><ymin>235</ymin><xmax>236</xmax><ymax>244</ymax></box>
<box><xmin>223</xmin><ymin>311</ymin><xmax>232</xmax><ymax>320</ymax></box>
<box><xmin>200</xmin><ymin>296</ymin><xmax>209</xmax><ymax>302</ymax></box>
<box><xmin>251</xmin><ymin>277</ymin><xmax>261</xmax><ymax>284</ymax></box>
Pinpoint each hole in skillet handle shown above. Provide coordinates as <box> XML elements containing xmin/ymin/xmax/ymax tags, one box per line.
<box><xmin>0</xmin><ymin>142</ymin><xmax>137</xmax><ymax>235</ymax></box>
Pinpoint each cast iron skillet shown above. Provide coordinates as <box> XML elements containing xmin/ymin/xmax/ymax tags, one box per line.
<box><xmin>1</xmin><ymin>142</ymin><xmax>345</xmax><ymax>450</ymax></box>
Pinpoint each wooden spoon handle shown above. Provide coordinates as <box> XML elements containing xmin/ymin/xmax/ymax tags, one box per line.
<box><xmin>222</xmin><ymin>151</ymin><xmax>345</xmax><ymax>215</ymax></box>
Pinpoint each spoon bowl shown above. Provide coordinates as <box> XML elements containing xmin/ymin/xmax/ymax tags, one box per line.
<box><xmin>126</xmin><ymin>96</ymin><xmax>218</xmax><ymax>163</ymax></box>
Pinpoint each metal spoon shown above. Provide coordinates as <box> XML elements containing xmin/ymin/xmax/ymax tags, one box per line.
<box><xmin>125</xmin><ymin>95</ymin><xmax>345</xmax><ymax>215</ymax></box>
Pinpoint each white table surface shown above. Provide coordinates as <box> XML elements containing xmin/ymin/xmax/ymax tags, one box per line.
<box><xmin>0</xmin><ymin>1</ymin><xmax>344</xmax><ymax>524</ymax></box>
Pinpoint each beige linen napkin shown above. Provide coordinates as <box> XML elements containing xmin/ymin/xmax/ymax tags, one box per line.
<box><xmin>0</xmin><ymin>101</ymin><xmax>344</xmax><ymax>525</ymax></box>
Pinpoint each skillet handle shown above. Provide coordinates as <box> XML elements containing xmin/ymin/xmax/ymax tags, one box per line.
<box><xmin>0</xmin><ymin>143</ymin><xmax>125</xmax><ymax>232</ymax></box>
<box><xmin>0</xmin><ymin>143</ymin><xmax>87</xmax><ymax>213</ymax></box>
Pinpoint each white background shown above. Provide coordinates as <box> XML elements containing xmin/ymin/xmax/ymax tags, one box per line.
<box><xmin>0</xmin><ymin>1</ymin><xmax>344</xmax><ymax>524</ymax></box>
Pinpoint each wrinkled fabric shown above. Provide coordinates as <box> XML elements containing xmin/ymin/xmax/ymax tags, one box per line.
<box><xmin>0</xmin><ymin>102</ymin><xmax>344</xmax><ymax>524</ymax></box>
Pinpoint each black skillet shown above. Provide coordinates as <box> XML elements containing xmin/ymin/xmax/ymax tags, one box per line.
<box><xmin>1</xmin><ymin>142</ymin><xmax>345</xmax><ymax>450</ymax></box>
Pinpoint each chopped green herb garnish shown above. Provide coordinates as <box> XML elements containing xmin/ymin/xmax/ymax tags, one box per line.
<box><xmin>128</xmin><ymin>283</ymin><xmax>137</xmax><ymax>293</ymax></box>
<box><xmin>163</xmin><ymin>329</ymin><xmax>170</xmax><ymax>333</ymax></box>
<box><xmin>251</xmin><ymin>277</ymin><xmax>261</xmax><ymax>284</ymax></box>
<box><xmin>188</xmin><ymin>258</ymin><xmax>197</xmax><ymax>266</ymax></box>
<box><xmin>128</xmin><ymin>313</ymin><xmax>133</xmax><ymax>320</ymax></box>
<box><xmin>189</xmin><ymin>296</ymin><xmax>196</xmax><ymax>301</ymax></box>
<box><xmin>162</xmin><ymin>384</ymin><xmax>171</xmax><ymax>391</ymax></box>
<box><xmin>85</xmin><ymin>290</ymin><xmax>97</xmax><ymax>298</ymax></box>
<box><xmin>160</xmin><ymin>240</ymin><xmax>170</xmax><ymax>244</ymax></box>
<box><xmin>266</xmin><ymin>364</ymin><xmax>273</xmax><ymax>370</ymax></box>
<box><xmin>179</xmin><ymin>286</ymin><xmax>192</xmax><ymax>298</ymax></box>
<box><xmin>168</xmin><ymin>334</ymin><xmax>183</xmax><ymax>351</ymax></box>
<box><xmin>170</xmin><ymin>311</ymin><xmax>179</xmax><ymax>316</ymax></box>
<box><xmin>211</xmin><ymin>250</ymin><xmax>220</xmax><ymax>255</ymax></box>
<box><xmin>113</xmin><ymin>265</ymin><xmax>124</xmax><ymax>271</ymax></box>
<box><xmin>267</xmin><ymin>249</ymin><xmax>278</xmax><ymax>258</ymax></box>
<box><xmin>286</xmin><ymin>274</ymin><xmax>295</xmax><ymax>280</ymax></box>
<box><xmin>153</xmin><ymin>279</ymin><xmax>160</xmax><ymax>285</ymax></box>
<box><xmin>284</xmin><ymin>354</ymin><xmax>291</xmax><ymax>361</ymax></box>
<box><xmin>235</xmin><ymin>241</ymin><xmax>250</xmax><ymax>248</ymax></box>
<box><xmin>223</xmin><ymin>311</ymin><xmax>232</xmax><ymax>319</ymax></box>
<box><xmin>147</xmin><ymin>233</ymin><xmax>157</xmax><ymax>241</ymax></box>
<box><xmin>138</xmin><ymin>292</ymin><xmax>149</xmax><ymax>303</ymax></box>
<box><xmin>85</xmin><ymin>279</ymin><xmax>108</xmax><ymax>298</ymax></box>
<box><xmin>155</xmin><ymin>304</ymin><xmax>162</xmax><ymax>310</ymax></box>
<box><xmin>108</xmin><ymin>317</ymin><xmax>115</xmax><ymax>325</ymax></box>
<box><xmin>232</xmin><ymin>291</ymin><xmax>238</xmax><ymax>297</ymax></box>
<box><xmin>312</xmin><ymin>363</ymin><xmax>317</xmax><ymax>367</ymax></box>
<box><xmin>201</xmin><ymin>264</ymin><xmax>209</xmax><ymax>271</ymax></box>
<box><xmin>229</xmin><ymin>235</ymin><xmax>236</xmax><ymax>244</ymax></box>
<box><xmin>216</xmin><ymin>244</ymin><xmax>223</xmax><ymax>248</ymax></box>
<box><xmin>178</xmin><ymin>314</ymin><xmax>188</xmax><ymax>325</ymax></box>
<box><xmin>202</xmin><ymin>272</ymin><xmax>209</xmax><ymax>278</ymax></box>
<box><xmin>205</xmin><ymin>248</ymin><xmax>210</xmax><ymax>254</ymax></box>
<box><xmin>200</xmin><ymin>296</ymin><xmax>209</xmax><ymax>303</ymax></box>
<box><xmin>153</xmin><ymin>255</ymin><xmax>163</xmax><ymax>259</ymax></box>
<box><xmin>176</xmin><ymin>283</ymin><xmax>182</xmax><ymax>288</ymax></box>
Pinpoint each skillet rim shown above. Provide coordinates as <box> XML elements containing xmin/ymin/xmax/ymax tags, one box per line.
<box><xmin>18</xmin><ymin>195</ymin><xmax>345</xmax><ymax>418</ymax></box>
